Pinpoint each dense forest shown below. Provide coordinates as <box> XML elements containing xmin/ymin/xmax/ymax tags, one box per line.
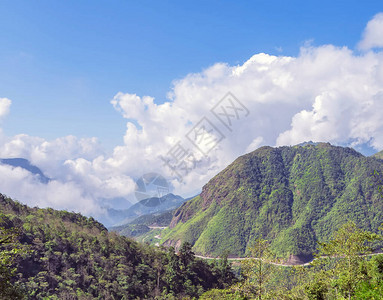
<box><xmin>163</xmin><ymin>143</ymin><xmax>383</xmax><ymax>260</ymax></box>
<box><xmin>0</xmin><ymin>194</ymin><xmax>235</xmax><ymax>299</ymax></box>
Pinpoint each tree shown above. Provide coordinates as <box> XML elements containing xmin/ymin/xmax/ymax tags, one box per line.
<box><xmin>310</xmin><ymin>221</ymin><xmax>381</xmax><ymax>299</ymax></box>
<box><xmin>153</xmin><ymin>257</ymin><xmax>164</xmax><ymax>297</ymax></box>
<box><xmin>240</xmin><ymin>238</ymin><xmax>278</xmax><ymax>299</ymax></box>
<box><xmin>372</xmin><ymin>170</ymin><xmax>383</xmax><ymax>198</ymax></box>
<box><xmin>199</xmin><ymin>288</ymin><xmax>246</xmax><ymax>300</ymax></box>
<box><xmin>164</xmin><ymin>247</ymin><xmax>183</xmax><ymax>295</ymax></box>
<box><xmin>214</xmin><ymin>252</ymin><xmax>237</xmax><ymax>289</ymax></box>
<box><xmin>0</xmin><ymin>224</ymin><xmax>26</xmax><ymax>299</ymax></box>
<box><xmin>178</xmin><ymin>242</ymin><xmax>195</xmax><ymax>270</ymax></box>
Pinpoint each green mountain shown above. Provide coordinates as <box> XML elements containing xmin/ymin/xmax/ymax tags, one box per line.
<box><xmin>0</xmin><ymin>194</ymin><xmax>235</xmax><ymax>299</ymax></box>
<box><xmin>162</xmin><ymin>143</ymin><xmax>383</xmax><ymax>262</ymax></box>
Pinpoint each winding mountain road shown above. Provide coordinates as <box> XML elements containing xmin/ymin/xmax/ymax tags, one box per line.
<box><xmin>149</xmin><ymin>226</ymin><xmax>383</xmax><ymax>267</ymax></box>
<box><xmin>194</xmin><ymin>252</ymin><xmax>383</xmax><ymax>267</ymax></box>
<box><xmin>194</xmin><ymin>255</ymin><xmax>313</xmax><ymax>267</ymax></box>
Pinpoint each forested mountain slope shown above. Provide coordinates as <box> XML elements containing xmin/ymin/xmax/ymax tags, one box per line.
<box><xmin>162</xmin><ymin>143</ymin><xmax>383</xmax><ymax>261</ymax></box>
<box><xmin>0</xmin><ymin>194</ymin><xmax>234</xmax><ymax>299</ymax></box>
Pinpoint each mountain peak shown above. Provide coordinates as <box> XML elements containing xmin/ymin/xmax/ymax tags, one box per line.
<box><xmin>296</xmin><ymin>141</ymin><xmax>321</xmax><ymax>147</ymax></box>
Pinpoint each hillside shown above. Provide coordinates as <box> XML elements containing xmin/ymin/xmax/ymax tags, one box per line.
<box><xmin>162</xmin><ymin>143</ymin><xmax>383</xmax><ymax>261</ymax></box>
<box><xmin>0</xmin><ymin>194</ymin><xmax>235</xmax><ymax>299</ymax></box>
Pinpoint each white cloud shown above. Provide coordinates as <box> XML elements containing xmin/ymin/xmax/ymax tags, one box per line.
<box><xmin>0</xmin><ymin>164</ymin><xmax>102</xmax><ymax>216</ymax></box>
<box><xmin>0</xmin><ymin>98</ymin><xmax>11</xmax><ymax>119</ymax></box>
<box><xmin>1</xmin><ymin>14</ymin><xmax>383</xmax><ymax>219</ymax></box>
<box><xmin>358</xmin><ymin>13</ymin><xmax>383</xmax><ymax>51</ymax></box>
<box><xmin>0</xmin><ymin>134</ymin><xmax>103</xmax><ymax>178</ymax></box>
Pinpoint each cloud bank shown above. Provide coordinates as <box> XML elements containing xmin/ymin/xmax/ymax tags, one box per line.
<box><xmin>0</xmin><ymin>13</ymin><xmax>383</xmax><ymax>218</ymax></box>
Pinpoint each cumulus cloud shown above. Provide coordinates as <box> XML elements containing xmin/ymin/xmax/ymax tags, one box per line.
<box><xmin>0</xmin><ymin>134</ymin><xmax>103</xmax><ymax>178</ymax></box>
<box><xmin>1</xmin><ymin>14</ymin><xmax>383</xmax><ymax>219</ymax></box>
<box><xmin>358</xmin><ymin>13</ymin><xmax>383</xmax><ymax>51</ymax></box>
<box><xmin>0</xmin><ymin>98</ymin><xmax>11</xmax><ymax>119</ymax></box>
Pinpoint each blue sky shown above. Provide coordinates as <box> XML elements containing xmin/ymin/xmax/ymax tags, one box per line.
<box><xmin>1</xmin><ymin>0</ymin><xmax>382</xmax><ymax>149</ymax></box>
<box><xmin>1</xmin><ymin>1</ymin><xmax>383</xmax><ymax>215</ymax></box>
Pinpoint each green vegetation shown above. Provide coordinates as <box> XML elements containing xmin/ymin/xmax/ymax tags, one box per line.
<box><xmin>371</xmin><ymin>170</ymin><xmax>383</xmax><ymax>198</ymax></box>
<box><xmin>163</xmin><ymin>143</ymin><xmax>383</xmax><ymax>259</ymax></box>
<box><xmin>0</xmin><ymin>194</ymin><xmax>236</xmax><ymax>299</ymax></box>
<box><xmin>305</xmin><ymin>221</ymin><xmax>381</xmax><ymax>299</ymax></box>
<box><xmin>0</xmin><ymin>220</ymin><xmax>28</xmax><ymax>299</ymax></box>
<box><xmin>238</xmin><ymin>239</ymin><xmax>279</xmax><ymax>299</ymax></box>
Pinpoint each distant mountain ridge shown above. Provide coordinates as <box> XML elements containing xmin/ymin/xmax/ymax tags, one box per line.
<box><xmin>104</xmin><ymin>193</ymin><xmax>187</xmax><ymax>227</ymax></box>
<box><xmin>162</xmin><ymin>143</ymin><xmax>383</xmax><ymax>262</ymax></box>
<box><xmin>0</xmin><ymin>158</ymin><xmax>50</xmax><ymax>183</ymax></box>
